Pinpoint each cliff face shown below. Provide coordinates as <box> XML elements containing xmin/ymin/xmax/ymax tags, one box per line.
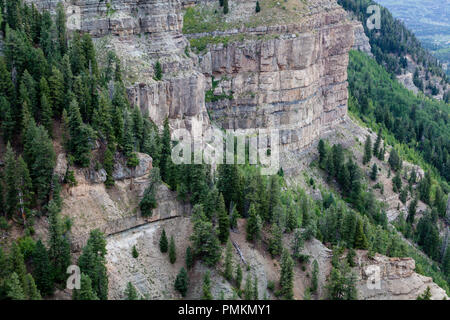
<box><xmin>193</xmin><ymin>1</ymin><xmax>354</xmax><ymax>157</ymax></box>
<box><xmin>31</xmin><ymin>0</ymin><xmax>353</xmax><ymax>154</ymax></box>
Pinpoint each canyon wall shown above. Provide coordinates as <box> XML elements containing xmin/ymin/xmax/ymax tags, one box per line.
<box><xmin>191</xmin><ymin>1</ymin><xmax>354</xmax><ymax>155</ymax></box>
<box><xmin>30</xmin><ymin>0</ymin><xmax>354</xmax><ymax>155</ymax></box>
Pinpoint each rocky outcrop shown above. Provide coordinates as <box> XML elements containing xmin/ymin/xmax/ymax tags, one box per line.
<box><xmin>57</xmin><ymin>152</ymin><xmax>189</xmax><ymax>252</ymax></box>
<box><xmin>351</xmin><ymin>21</ymin><xmax>372</xmax><ymax>56</ymax></box>
<box><xmin>354</xmin><ymin>251</ymin><xmax>448</xmax><ymax>300</ymax></box>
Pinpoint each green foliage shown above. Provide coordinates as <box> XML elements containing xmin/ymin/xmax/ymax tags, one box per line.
<box><xmin>417</xmin><ymin>286</ymin><xmax>432</xmax><ymax>300</ymax></box>
<box><xmin>363</xmin><ymin>135</ymin><xmax>372</xmax><ymax>164</ymax></box>
<box><xmin>169</xmin><ymin>236</ymin><xmax>177</xmax><ymax>264</ymax></box>
<box><xmin>185</xmin><ymin>246</ymin><xmax>194</xmax><ymax>270</ymax></box>
<box><xmin>224</xmin><ymin>240</ymin><xmax>233</xmax><ymax>281</ymax></box>
<box><xmin>235</xmin><ymin>264</ymin><xmax>243</xmax><ymax>290</ymax></box>
<box><xmin>31</xmin><ymin>239</ymin><xmax>54</xmax><ymax>296</ymax></box>
<box><xmin>174</xmin><ymin>267</ymin><xmax>189</xmax><ymax>297</ymax></box>
<box><xmin>190</xmin><ymin>205</ymin><xmax>222</xmax><ymax>267</ymax></box>
<box><xmin>139</xmin><ymin>167</ymin><xmax>161</xmax><ymax>216</ymax></box>
<box><xmin>67</xmin><ymin>99</ymin><xmax>92</xmax><ymax>167</ymax></box>
<box><xmin>153</xmin><ymin>61</ymin><xmax>163</xmax><ymax>81</ymax></box>
<box><xmin>217</xmin><ymin>193</ymin><xmax>230</xmax><ymax>243</ymax></box>
<box><xmin>311</xmin><ymin>260</ymin><xmax>319</xmax><ymax>294</ymax></box>
<box><xmin>48</xmin><ymin>200</ymin><xmax>71</xmax><ymax>284</ymax></box>
<box><xmin>132</xmin><ymin>245</ymin><xmax>139</xmax><ymax>259</ymax></box>
<box><xmin>6</xmin><ymin>272</ymin><xmax>25</xmax><ymax>300</ymax></box>
<box><xmin>78</xmin><ymin>229</ymin><xmax>108</xmax><ymax>300</ymax></box>
<box><xmin>160</xmin><ymin>229</ymin><xmax>168</xmax><ymax>253</ymax></box>
<box><xmin>256</xmin><ymin>1</ymin><xmax>261</xmax><ymax>13</ymax></box>
<box><xmin>370</xmin><ymin>163</ymin><xmax>378</xmax><ymax>181</ymax></box>
<box><xmin>354</xmin><ymin>218</ymin><xmax>369</xmax><ymax>250</ymax></box>
<box><xmin>268</xmin><ymin>224</ymin><xmax>283</xmax><ymax>257</ymax></box>
<box><xmin>73</xmin><ymin>274</ymin><xmax>99</xmax><ymax>300</ymax></box>
<box><xmin>279</xmin><ymin>249</ymin><xmax>294</xmax><ymax>299</ymax></box>
<box><xmin>246</xmin><ymin>204</ymin><xmax>262</xmax><ymax>242</ymax></box>
<box><xmin>326</xmin><ymin>251</ymin><xmax>357</xmax><ymax>300</ymax></box>
<box><xmin>348</xmin><ymin>50</ymin><xmax>449</xmax><ymax>182</ymax></box>
<box><xmin>202</xmin><ymin>271</ymin><xmax>213</xmax><ymax>300</ymax></box>
<box><xmin>125</xmin><ymin>282</ymin><xmax>138</xmax><ymax>300</ymax></box>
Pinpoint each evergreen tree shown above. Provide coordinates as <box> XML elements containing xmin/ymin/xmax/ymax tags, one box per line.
<box><xmin>224</xmin><ymin>240</ymin><xmax>233</xmax><ymax>281</ymax></box>
<box><xmin>388</xmin><ymin>148</ymin><xmax>402</xmax><ymax>171</ymax></box>
<box><xmin>311</xmin><ymin>260</ymin><xmax>319</xmax><ymax>294</ymax></box>
<box><xmin>160</xmin><ymin>117</ymin><xmax>171</xmax><ymax>182</ymax></box>
<box><xmin>40</xmin><ymin>94</ymin><xmax>53</xmax><ymax>136</ymax></box>
<box><xmin>363</xmin><ymin>135</ymin><xmax>372</xmax><ymax>164</ymax></box>
<box><xmin>6</xmin><ymin>272</ymin><xmax>25</xmax><ymax>300</ymax></box>
<box><xmin>4</xmin><ymin>142</ymin><xmax>18</xmax><ymax>219</ymax></box>
<box><xmin>267</xmin><ymin>175</ymin><xmax>281</xmax><ymax>223</ymax></box>
<box><xmin>23</xmin><ymin>121</ymin><xmax>56</xmax><ymax>206</ymax></box>
<box><xmin>31</xmin><ymin>239</ymin><xmax>54</xmax><ymax>296</ymax></box>
<box><xmin>0</xmin><ymin>96</ymin><xmax>14</xmax><ymax>142</ymax></box>
<box><xmin>190</xmin><ymin>205</ymin><xmax>222</xmax><ymax>267</ymax></box>
<box><xmin>174</xmin><ymin>267</ymin><xmax>189</xmax><ymax>297</ymax></box>
<box><xmin>48</xmin><ymin>67</ymin><xmax>65</xmax><ymax>117</ymax></box>
<box><xmin>417</xmin><ymin>287</ymin><xmax>432</xmax><ymax>300</ymax></box>
<box><xmin>280</xmin><ymin>249</ymin><xmax>294</xmax><ymax>299</ymax></box>
<box><xmin>185</xmin><ymin>246</ymin><xmax>194</xmax><ymax>270</ymax></box>
<box><xmin>55</xmin><ymin>2</ymin><xmax>67</xmax><ymax>56</ymax></box>
<box><xmin>244</xmin><ymin>273</ymin><xmax>253</xmax><ymax>300</ymax></box>
<box><xmin>217</xmin><ymin>193</ymin><xmax>230</xmax><ymax>243</ymax></box>
<box><xmin>399</xmin><ymin>188</ymin><xmax>408</xmax><ymax>204</ymax></box>
<box><xmin>169</xmin><ymin>236</ymin><xmax>177</xmax><ymax>264</ymax></box>
<box><xmin>373</xmin><ymin>128</ymin><xmax>382</xmax><ymax>156</ymax></box>
<box><xmin>125</xmin><ymin>282</ymin><xmax>138</xmax><ymax>300</ymax></box>
<box><xmin>235</xmin><ymin>264</ymin><xmax>243</xmax><ymax>290</ymax></box>
<box><xmin>354</xmin><ymin>218</ymin><xmax>368</xmax><ymax>250</ymax></box>
<box><xmin>23</xmin><ymin>273</ymin><xmax>42</xmax><ymax>300</ymax></box>
<box><xmin>268</xmin><ymin>224</ymin><xmax>283</xmax><ymax>257</ymax></box>
<box><xmin>230</xmin><ymin>205</ymin><xmax>240</xmax><ymax>229</ymax></box>
<box><xmin>370</xmin><ymin>163</ymin><xmax>378</xmax><ymax>181</ymax></box>
<box><xmin>153</xmin><ymin>61</ymin><xmax>163</xmax><ymax>81</ymax></box>
<box><xmin>78</xmin><ymin>230</ymin><xmax>108</xmax><ymax>300</ymax></box>
<box><xmin>73</xmin><ymin>274</ymin><xmax>99</xmax><ymax>300</ymax></box>
<box><xmin>67</xmin><ymin>99</ymin><xmax>92</xmax><ymax>167</ymax></box>
<box><xmin>392</xmin><ymin>173</ymin><xmax>402</xmax><ymax>193</ymax></box>
<box><xmin>223</xmin><ymin>0</ymin><xmax>229</xmax><ymax>14</ymax></box>
<box><xmin>252</xmin><ymin>275</ymin><xmax>258</xmax><ymax>300</ymax></box>
<box><xmin>103</xmin><ymin>145</ymin><xmax>115</xmax><ymax>187</ymax></box>
<box><xmin>9</xmin><ymin>242</ymin><xmax>27</xmax><ymax>286</ymax></box>
<box><xmin>202</xmin><ymin>271</ymin><xmax>213</xmax><ymax>300</ymax></box>
<box><xmin>291</xmin><ymin>229</ymin><xmax>304</xmax><ymax>260</ymax></box>
<box><xmin>139</xmin><ymin>167</ymin><xmax>161</xmax><ymax>216</ymax></box>
<box><xmin>159</xmin><ymin>229</ymin><xmax>168</xmax><ymax>253</ymax></box>
<box><xmin>407</xmin><ymin>198</ymin><xmax>418</xmax><ymax>224</ymax></box>
<box><xmin>246</xmin><ymin>204</ymin><xmax>262</xmax><ymax>242</ymax></box>
<box><xmin>255</xmin><ymin>1</ymin><xmax>261</xmax><ymax>13</ymax></box>
<box><xmin>47</xmin><ymin>200</ymin><xmax>71</xmax><ymax>284</ymax></box>
<box><xmin>285</xmin><ymin>206</ymin><xmax>297</xmax><ymax>233</ymax></box>
<box><xmin>16</xmin><ymin>156</ymin><xmax>33</xmax><ymax>222</ymax></box>
<box><xmin>418</xmin><ymin>171</ymin><xmax>432</xmax><ymax>204</ymax></box>
<box><xmin>132</xmin><ymin>245</ymin><xmax>139</xmax><ymax>259</ymax></box>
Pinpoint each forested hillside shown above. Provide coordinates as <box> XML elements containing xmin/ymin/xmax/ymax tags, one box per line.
<box><xmin>338</xmin><ymin>0</ymin><xmax>449</xmax><ymax>100</ymax></box>
<box><xmin>0</xmin><ymin>0</ymin><xmax>449</xmax><ymax>301</ymax></box>
<box><xmin>348</xmin><ymin>50</ymin><xmax>450</xmax><ymax>183</ymax></box>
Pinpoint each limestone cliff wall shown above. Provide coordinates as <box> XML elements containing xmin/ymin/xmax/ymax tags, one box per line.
<box><xmin>30</xmin><ymin>0</ymin><xmax>354</xmax><ymax>151</ymax></box>
<box><xmin>196</xmin><ymin>15</ymin><xmax>353</xmax><ymax>152</ymax></box>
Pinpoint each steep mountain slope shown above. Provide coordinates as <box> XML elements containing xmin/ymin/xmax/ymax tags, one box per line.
<box><xmin>0</xmin><ymin>0</ymin><xmax>449</xmax><ymax>301</ymax></box>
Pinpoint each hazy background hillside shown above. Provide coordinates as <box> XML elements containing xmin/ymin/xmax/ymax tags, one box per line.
<box><xmin>376</xmin><ymin>0</ymin><xmax>450</xmax><ymax>76</ymax></box>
